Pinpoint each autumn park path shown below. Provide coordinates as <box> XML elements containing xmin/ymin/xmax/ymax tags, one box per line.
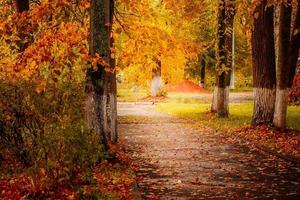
<box><xmin>118</xmin><ymin>103</ymin><xmax>300</xmax><ymax>200</ymax></box>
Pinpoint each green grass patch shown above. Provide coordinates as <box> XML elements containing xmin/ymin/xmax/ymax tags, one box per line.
<box><xmin>156</xmin><ymin>102</ymin><xmax>300</xmax><ymax>131</ymax></box>
<box><xmin>117</xmin><ymin>88</ymin><xmax>147</xmax><ymax>102</ymax></box>
<box><xmin>287</xmin><ymin>105</ymin><xmax>300</xmax><ymax>130</ymax></box>
<box><xmin>231</xmin><ymin>87</ymin><xmax>253</xmax><ymax>92</ymax></box>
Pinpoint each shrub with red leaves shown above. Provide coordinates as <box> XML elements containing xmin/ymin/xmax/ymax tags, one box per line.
<box><xmin>234</xmin><ymin>125</ymin><xmax>300</xmax><ymax>159</ymax></box>
<box><xmin>289</xmin><ymin>75</ymin><xmax>300</xmax><ymax>105</ymax></box>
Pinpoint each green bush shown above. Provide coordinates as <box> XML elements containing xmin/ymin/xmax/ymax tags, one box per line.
<box><xmin>0</xmin><ymin>81</ymin><xmax>106</xmax><ymax>186</ymax></box>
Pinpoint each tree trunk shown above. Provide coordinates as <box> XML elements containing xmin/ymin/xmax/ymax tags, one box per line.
<box><xmin>273</xmin><ymin>2</ymin><xmax>292</xmax><ymax>128</ymax></box>
<box><xmin>230</xmin><ymin>26</ymin><xmax>235</xmax><ymax>89</ymax></box>
<box><xmin>15</xmin><ymin>0</ymin><xmax>29</xmax><ymax>13</ymax></box>
<box><xmin>273</xmin><ymin>88</ymin><xmax>289</xmax><ymax>128</ymax></box>
<box><xmin>200</xmin><ymin>59</ymin><xmax>206</xmax><ymax>87</ymax></box>
<box><xmin>287</xmin><ymin>0</ymin><xmax>300</xmax><ymax>86</ymax></box>
<box><xmin>107</xmin><ymin>78</ymin><xmax>117</xmax><ymax>143</ymax></box>
<box><xmin>105</xmin><ymin>0</ymin><xmax>118</xmax><ymax>143</ymax></box>
<box><xmin>86</xmin><ymin>0</ymin><xmax>112</xmax><ymax>150</ymax></box>
<box><xmin>251</xmin><ymin>0</ymin><xmax>276</xmax><ymax>125</ymax></box>
<box><xmin>152</xmin><ymin>58</ymin><xmax>162</xmax><ymax>78</ymax></box>
<box><xmin>15</xmin><ymin>0</ymin><xmax>30</xmax><ymax>52</ymax></box>
<box><xmin>273</xmin><ymin>1</ymin><xmax>300</xmax><ymax>129</ymax></box>
<box><xmin>212</xmin><ymin>0</ymin><xmax>226</xmax><ymax>114</ymax></box>
<box><xmin>151</xmin><ymin>56</ymin><xmax>162</xmax><ymax>97</ymax></box>
<box><xmin>211</xmin><ymin>0</ymin><xmax>235</xmax><ymax>117</ymax></box>
<box><xmin>106</xmin><ymin>62</ymin><xmax>118</xmax><ymax>143</ymax></box>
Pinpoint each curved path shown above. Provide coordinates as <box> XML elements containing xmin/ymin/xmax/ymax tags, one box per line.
<box><xmin>118</xmin><ymin>103</ymin><xmax>300</xmax><ymax>200</ymax></box>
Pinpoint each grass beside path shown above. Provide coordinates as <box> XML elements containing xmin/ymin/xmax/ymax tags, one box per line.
<box><xmin>117</xmin><ymin>88</ymin><xmax>147</xmax><ymax>102</ymax></box>
<box><xmin>156</xmin><ymin>102</ymin><xmax>300</xmax><ymax>131</ymax></box>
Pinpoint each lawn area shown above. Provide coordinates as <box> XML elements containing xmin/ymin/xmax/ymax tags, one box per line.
<box><xmin>156</xmin><ymin>102</ymin><xmax>300</xmax><ymax>131</ymax></box>
<box><xmin>117</xmin><ymin>88</ymin><xmax>147</xmax><ymax>102</ymax></box>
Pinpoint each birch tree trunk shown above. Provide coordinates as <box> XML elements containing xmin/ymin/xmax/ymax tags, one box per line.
<box><xmin>251</xmin><ymin>0</ymin><xmax>276</xmax><ymax>125</ymax></box>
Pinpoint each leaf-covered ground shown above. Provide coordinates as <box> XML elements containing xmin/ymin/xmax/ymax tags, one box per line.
<box><xmin>233</xmin><ymin>125</ymin><xmax>300</xmax><ymax>160</ymax></box>
<box><xmin>118</xmin><ymin>103</ymin><xmax>300</xmax><ymax>199</ymax></box>
<box><xmin>0</xmin><ymin>146</ymin><xmax>137</xmax><ymax>200</ymax></box>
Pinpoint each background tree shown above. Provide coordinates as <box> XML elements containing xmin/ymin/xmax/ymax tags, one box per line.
<box><xmin>273</xmin><ymin>0</ymin><xmax>300</xmax><ymax>128</ymax></box>
<box><xmin>251</xmin><ymin>0</ymin><xmax>276</xmax><ymax>125</ymax></box>
<box><xmin>211</xmin><ymin>0</ymin><xmax>235</xmax><ymax>117</ymax></box>
<box><xmin>115</xmin><ymin>0</ymin><xmax>203</xmax><ymax>87</ymax></box>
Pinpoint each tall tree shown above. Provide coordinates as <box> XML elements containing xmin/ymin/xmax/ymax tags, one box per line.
<box><xmin>211</xmin><ymin>0</ymin><xmax>235</xmax><ymax>117</ymax></box>
<box><xmin>106</xmin><ymin>0</ymin><xmax>118</xmax><ymax>143</ymax></box>
<box><xmin>86</xmin><ymin>0</ymin><xmax>114</xmax><ymax>150</ymax></box>
<box><xmin>251</xmin><ymin>0</ymin><xmax>276</xmax><ymax>125</ymax></box>
<box><xmin>273</xmin><ymin>0</ymin><xmax>300</xmax><ymax>128</ymax></box>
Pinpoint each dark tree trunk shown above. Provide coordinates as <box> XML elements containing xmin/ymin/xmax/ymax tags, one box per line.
<box><xmin>15</xmin><ymin>0</ymin><xmax>30</xmax><ymax>52</ymax></box>
<box><xmin>274</xmin><ymin>1</ymin><xmax>300</xmax><ymax>128</ymax></box>
<box><xmin>288</xmin><ymin>0</ymin><xmax>300</xmax><ymax>87</ymax></box>
<box><xmin>251</xmin><ymin>0</ymin><xmax>276</xmax><ymax>125</ymax></box>
<box><xmin>16</xmin><ymin>0</ymin><xmax>29</xmax><ymax>13</ymax></box>
<box><xmin>212</xmin><ymin>0</ymin><xmax>235</xmax><ymax>117</ymax></box>
<box><xmin>86</xmin><ymin>0</ymin><xmax>112</xmax><ymax>150</ymax></box>
<box><xmin>200</xmin><ymin>61</ymin><xmax>205</xmax><ymax>86</ymax></box>
<box><xmin>152</xmin><ymin>57</ymin><xmax>162</xmax><ymax>78</ymax></box>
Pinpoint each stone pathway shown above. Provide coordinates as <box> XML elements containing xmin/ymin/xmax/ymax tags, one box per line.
<box><xmin>118</xmin><ymin>103</ymin><xmax>300</xmax><ymax>200</ymax></box>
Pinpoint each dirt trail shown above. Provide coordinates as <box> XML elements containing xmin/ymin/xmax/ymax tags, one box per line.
<box><xmin>118</xmin><ymin>103</ymin><xmax>300</xmax><ymax>200</ymax></box>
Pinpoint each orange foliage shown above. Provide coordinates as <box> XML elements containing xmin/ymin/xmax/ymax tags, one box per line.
<box><xmin>0</xmin><ymin>0</ymin><xmax>91</xmax><ymax>90</ymax></box>
<box><xmin>115</xmin><ymin>0</ymin><xmax>204</xmax><ymax>85</ymax></box>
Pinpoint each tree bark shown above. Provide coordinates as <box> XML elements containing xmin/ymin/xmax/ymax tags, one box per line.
<box><xmin>86</xmin><ymin>0</ymin><xmax>112</xmax><ymax>150</ymax></box>
<box><xmin>152</xmin><ymin>57</ymin><xmax>162</xmax><ymax>78</ymax></box>
<box><xmin>15</xmin><ymin>0</ymin><xmax>30</xmax><ymax>52</ymax></box>
<box><xmin>105</xmin><ymin>0</ymin><xmax>118</xmax><ymax>143</ymax></box>
<box><xmin>200</xmin><ymin>58</ymin><xmax>206</xmax><ymax>87</ymax></box>
<box><xmin>288</xmin><ymin>0</ymin><xmax>300</xmax><ymax>86</ymax></box>
<box><xmin>211</xmin><ymin>0</ymin><xmax>235</xmax><ymax>117</ymax></box>
<box><xmin>212</xmin><ymin>0</ymin><xmax>226</xmax><ymax>114</ymax></box>
<box><xmin>15</xmin><ymin>0</ymin><xmax>29</xmax><ymax>13</ymax></box>
<box><xmin>251</xmin><ymin>0</ymin><xmax>276</xmax><ymax>125</ymax></box>
<box><xmin>273</xmin><ymin>2</ymin><xmax>292</xmax><ymax>128</ymax></box>
<box><xmin>273</xmin><ymin>0</ymin><xmax>300</xmax><ymax>129</ymax></box>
